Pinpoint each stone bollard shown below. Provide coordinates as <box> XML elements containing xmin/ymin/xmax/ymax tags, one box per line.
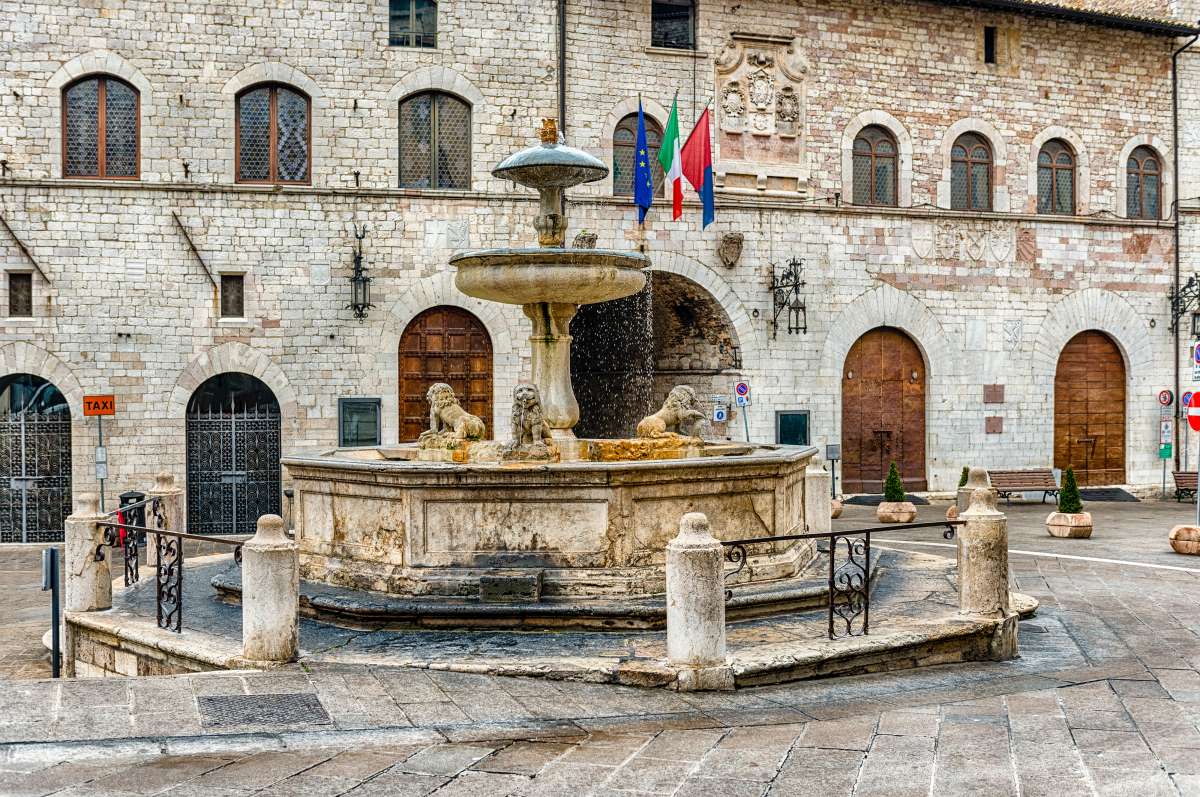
<box><xmin>65</xmin><ymin>493</ymin><xmax>111</xmax><ymax>613</ymax></box>
<box><xmin>241</xmin><ymin>514</ymin><xmax>299</xmax><ymax>663</ymax></box>
<box><xmin>958</xmin><ymin>488</ymin><xmax>1018</xmax><ymax>660</ymax></box>
<box><xmin>666</xmin><ymin>513</ymin><xmax>734</xmax><ymax>691</ymax></box>
<box><xmin>957</xmin><ymin>467</ymin><xmax>991</xmax><ymax>513</ymax></box>
<box><xmin>145</xmin><ymin>472</ymin><xmax>184</xmax><ymax>568</ymax></box>
<box><xmin>805</xmin><ymin>464</ymin><xmax>832</xmax><ymax>535</ymax></box>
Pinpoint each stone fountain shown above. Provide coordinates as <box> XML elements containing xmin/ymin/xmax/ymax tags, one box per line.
<box><xmin>451</xmin><ymin>119</ymin><xmax>649</xmax><ymax>450</ymax></box>
<box><xmin>263</xmin><ymin>123</ymin><xmax>819</xmax><ymax>625</ymax></box>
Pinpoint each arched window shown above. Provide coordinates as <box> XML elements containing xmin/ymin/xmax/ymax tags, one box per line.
<box><xmin>62</xmin><ymin>75</ymin><xmax>139</xmax><ymax>179</ymax></box>
<box><xmin>236</xmin><ymin>83</ymin><xmax>310</xmax><ymax>184</ymax></box>
<box><xmin>852</xmin><ymin>125</ymin><xmax>898</xmax><ymax>207</ymax></box>
<box><xmin>612</xmin><ymin>113</ymin><xmax>664</xmax><ymax>198</ymax></box>
<box><xmin>950</xmin><ymin>133</ymin><xmax>993</xmax><ymax>211</ymax></box>
<box><xmin>1037</xmin><ymin>139</ymin><xmax>1075</xmax><ymax>215</ymax></box>
<box><xmin>399</xmin><ymin>91</ymin><xmax>471</xmax><ymax>190</ymax></box>
<box><xmin>1127</xmin><ymin>146</ymin><xmax>1162</xmax><ymax>220</ymax></box>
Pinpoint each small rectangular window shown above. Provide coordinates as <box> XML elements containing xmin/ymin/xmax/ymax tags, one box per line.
<box><xmin>983</xmin><ymin>26</ymin><xmax>998</xmax><ymax>64</ymax></box>
<box><xmin>220</xmin><ymin>274</ymin><xmax>245</xmax><ymax>319</ymax></box>
<box><xmin>652</xmin><ymin>0</ymin><xmax>695</xmax><ymax>50</ymax></box>
<box><xmin>775</xmin><ymin>411</ymin><xmax>810</xmax><ymax>446</ymax></box>
<box><xmin>390</xmin><ymin>0</ymin><xmax>437</xmax><ymax>48</ymax></box>
<box><xmin>8</xmin><ymin>273</ymin><xmax>32</xmax><ymax>317</ymax></box>
<box><xmin>339</xmin><ymin>398</ymin><xmax>382</xmax><ymax>447</ymax></box>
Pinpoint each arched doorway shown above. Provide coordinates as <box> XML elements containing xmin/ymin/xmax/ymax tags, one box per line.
<box><xmin>0</xmin><ymin>374</ymin><xmax>71</xmax><ymax>543</ymax></box>
<box><xmin>841</xmin><ymin>327</ymin><xmax>927</xmax><ymax>493</ymax></box>
<box><xmin>571</xmin><ymin>272</ymin><xmax>742</xmax><ymax>439</ymax></box>
<box><xmin>398</xmin><ymin>306</ymin><xmax>493</xmax><ymax>442</ymax></box>
<box><xmin>186</xmin><ymin>373</ymin><xmax>281</xmax><ymax>535</ymax></box>
<box><xmin>1054</xmin><ymin>331</ymin><xmax>1126</xmax><ymax>485</ymax></box>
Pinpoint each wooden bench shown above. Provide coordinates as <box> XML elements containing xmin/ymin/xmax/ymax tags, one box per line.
<box><xmin>1174</xmin><ymin>471</ymin><xmax>1198</xmax><ymax>503</ymax></box>
<box><xmin>986</xmin><ymin>469</ymin><xmax>1060</xmax><ymax>504</ymax></box>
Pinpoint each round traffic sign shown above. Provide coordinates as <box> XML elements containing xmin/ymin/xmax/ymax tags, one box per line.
<box><xmin>1185</xmin><ymin>391</ymin><xmax>1195</xmax><ymax>408</ymax></box>
<box><xmin>1189</xmin><ymin>404</ymin><xmax>1200</xmax><ymax>432</ymax></box>
<box><xmin>1160</xmin><ymin>389</ymin><xmax>1175</xmax><ymax>406</ymax></box>
<box><xmin>735</xmin><ymin>382</ymin><xmax>750</xmax><ymax>397</ymax></box>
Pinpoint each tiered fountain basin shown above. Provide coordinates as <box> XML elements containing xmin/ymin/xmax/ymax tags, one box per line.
<box><xmin>273</xmin><ymin>442</ymin><xmax>817</xmax><ymax>627</ymax></box>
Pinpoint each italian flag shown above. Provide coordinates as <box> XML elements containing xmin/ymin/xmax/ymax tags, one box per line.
<box><xmin>658</xmin><ymin>96</ymin><xmax>684</xmax><ymax>220</ymax></box>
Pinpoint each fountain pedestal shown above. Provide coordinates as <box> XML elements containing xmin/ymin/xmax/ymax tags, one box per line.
<box><xmin>524</xmin><ymin>301</ymin><xmax>580</xmax><ymax>438</ymax></box>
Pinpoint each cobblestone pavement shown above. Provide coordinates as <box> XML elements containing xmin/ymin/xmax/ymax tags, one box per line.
<box><xmin>0</xmin><ymin>547</ymin><xmax>58</xmax><ymax>680</ymax></box>
<box><xmin>5</xmin><ymin>500</ymin><xmax>1200</xmax><ymax>794</ymax></box>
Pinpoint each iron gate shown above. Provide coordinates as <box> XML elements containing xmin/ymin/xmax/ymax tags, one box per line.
<box><xmin>186</xmin><ymin>403</ymin><xmax>281</xmax><ymax>535</ymax></box>
<box><xmin>0</xmin><ymin>410</ymin><xmax>72</xmax><ymax>543</ymax></box>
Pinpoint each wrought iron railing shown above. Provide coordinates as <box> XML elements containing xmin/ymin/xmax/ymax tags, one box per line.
<box><xmin>722</xmin><ymin>520</ymin><xmax>962</xmax><ymax>640</ymax></box>
<box><xmin>94</xmin><ymin>498</ymin><xmax>243</xmax><ymax>633</ymax></box>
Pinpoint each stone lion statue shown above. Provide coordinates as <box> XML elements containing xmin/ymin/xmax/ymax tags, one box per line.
<box><xmin>636</xmin><ymin>385</ymin><xmax>706</xmax><ymax>439</ymax></box>
<box><xmin>418</xmin><ymin>383</ymin><xmax>485</xmax><ymax>448</ymax></box>
<box><xmin>504</xmin><ymin>383</ymin><xmax>554</xmax><ymax>460</ymax></box>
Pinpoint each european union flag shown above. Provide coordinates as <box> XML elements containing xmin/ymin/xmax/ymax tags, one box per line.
<box><xmin>634</xmin><ymin>100</ymin><xmax>654</xmax><ymax>224</ymax></box>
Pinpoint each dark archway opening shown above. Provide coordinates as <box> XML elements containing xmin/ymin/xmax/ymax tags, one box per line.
<box><xmin>571</xmin><ymin>272</ymin><xmax>742</xmax><ymax>439</ymax></box>
<box><xmin>0</xmin><ymin>373</ymin><xmax>72</xmax><ymax>543</ymax></box>
<box><xmin>186</xmin><ymin>372</ymin><xmax>281</xmax><ymax>535</ymax></box>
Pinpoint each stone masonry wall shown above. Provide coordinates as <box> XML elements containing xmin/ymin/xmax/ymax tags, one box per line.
<box><xmin>0</xmin><ymin>0</ymin><xmax>1185</xmax><ymax>497</ymax></box>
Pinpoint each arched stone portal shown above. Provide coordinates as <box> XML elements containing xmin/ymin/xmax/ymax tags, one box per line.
<box><xmin>841</xmin><ymin>327</ymin><xmax>927</xmax><ymax>493</ymax></box>
<box><xmin>0</xmin><ymin>373</ymin><xmax>71</xmax><ymax>543</ymax></box>
<box><xmin>571</xmin><ymin>272</ymin><xmax>742</xmax><ymax>439</ymax></box>
<box><xmin>186</xmin><ymin>373</ymin><xmax>281</xmax><ymax>535</ymax></box>
<box><xmin>398</xmin><ymin>306</ymin><xmax>494</xmax><ymax>442</ymax></box>
<box><xmin>1054</xmin><ymin>331</ymin><xmax>1126</xmax><ymax>486</ymax></box>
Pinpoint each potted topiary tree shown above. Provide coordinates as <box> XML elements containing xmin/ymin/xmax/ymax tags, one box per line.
<box><xmin>877</xmin><ymin>461</ymin><xmax>917</xmax><ymax>523</ymax></box>
<box><xmin>1045</xmin><ymin>467</ymin><xmax>1092</xmax><ymax>538</ymax></box>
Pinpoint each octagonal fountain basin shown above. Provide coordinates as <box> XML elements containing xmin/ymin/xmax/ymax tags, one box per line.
<box><xmin>451</xmin><ymin>247</ymin><xmax>649</xmax><ymax>306</ymax></box>
<box><xmin>280</xmin><ymin>443</ymin><xmax>818</xmax><ymax>609</ymax></box>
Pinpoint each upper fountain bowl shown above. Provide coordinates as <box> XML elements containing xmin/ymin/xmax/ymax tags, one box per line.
<box><xmin>493</xmin><ymin>141</ymin><xmax>608</xmax><ymax>190</ymax></box>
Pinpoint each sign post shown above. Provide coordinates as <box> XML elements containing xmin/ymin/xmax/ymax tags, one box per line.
<box><xmin>41</xmin><ymin>548</ymin><xmax>60</xmax><ymax>679</ymax></box>
<box><xmin>735</xmin><ymin>381</ymin><xmax>751</xmax><ymax>443</ymax></box>
<box><xmin>1184</xmin><ymin>391</ymin><xmax>1195</xmax><ymax>470</ymax></box>
<box><xmin>1189</xmin><ymin>395</ymin><xmax>1200</xmax><ymax>524</ymax></box>
<box><xmin>83</xmin><ymin>395</ymin><xmax>115</xmax><ymax>512</ymax></box>
<box><xmin>1160</xmin><ymin>390</ymin><xmax>1176</xmax><ymax>498</ymax></box>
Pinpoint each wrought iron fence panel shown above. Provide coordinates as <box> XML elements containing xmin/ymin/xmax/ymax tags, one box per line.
<box><xmin>829</xmin><ymin>533</ymin><xmax>870</xmax><ymax>638</ymax></box>
<box><xmin>157</xmin><ymin>533</ymin><xmax>183</xmax><ymax>632</ymax></box>
<box><xmin>0</xmin><ymin>411</ymin><xmax>72</xmax><ymax>543</ymax></box>
<box><xmin>186</xmin><ymin>404</ymin><xmax>281</xmax><ymax>535</ymax></box>
<box><xmin>723</xmin><ymin>520</ymin><xmax>959</xmax><ymax>641</ymax></box>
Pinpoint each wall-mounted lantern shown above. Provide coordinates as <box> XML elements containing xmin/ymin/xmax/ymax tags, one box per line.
<box><xmin>347</xmin><ymin>223</ymin><xmax>374</xmax><ymax>322</ymax></box>
<box><xmin>770</xmin><ymin>257</ymin><xmax>807</xmax><ymax>338</ymax></box>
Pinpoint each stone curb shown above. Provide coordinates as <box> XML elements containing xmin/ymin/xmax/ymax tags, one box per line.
<box><xmin>0</xmin><ymin>725</ymin><xmax>446</xmax><ymax>767</ymax></box>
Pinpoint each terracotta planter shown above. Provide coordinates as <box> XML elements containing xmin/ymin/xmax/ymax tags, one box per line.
<box><xmin>876</xmin><ymin>501</ymin><xmax>917</xmax><ymax>523</ymax></box>
<box><xmin>1169</xmin><ymin>525</ymin><xmax>1200</xmax><ymax>555</ymax></box>
<box><xmin>831</xmin><ymin>499</ymin><xmax>843</xmax><ymax>519</ymax></box>
<box><xmin>1045</xmin><ymin>511</ymin><xmax>1092</xmax><ymax>538</ymax></box>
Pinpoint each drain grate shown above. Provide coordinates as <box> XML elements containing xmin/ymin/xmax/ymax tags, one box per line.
<box><xmin>198</xmin><ymin>693</ymin><xmax>331</xmax><ymax>729</ymax></box>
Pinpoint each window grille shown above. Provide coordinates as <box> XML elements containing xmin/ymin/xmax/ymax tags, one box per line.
<box><xmin>399</xmin><ymin>92</ymin><xmax>471</xmax><ymax>190</ymax></box>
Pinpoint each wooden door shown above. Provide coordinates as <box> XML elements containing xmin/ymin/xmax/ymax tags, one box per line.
<box><xmin>399</xmin><ymin>306</ymin><xmax>493</xmax><ymax>442</ymax></box>
<box><xmin>841</xmin><ymin>327</ymin><xmax>927</xmax><ymax>493</ymax></box>
<box><xmin>1054</xmin><ymin>331</ymin><xmax>1125</xmax><ymax>486</ymax></box>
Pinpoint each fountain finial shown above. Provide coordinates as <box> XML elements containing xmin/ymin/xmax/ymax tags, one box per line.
<box><xmin>540</xmin><ymin>118</ymin><xmax>558</xmax><ymax>145</ymax></box>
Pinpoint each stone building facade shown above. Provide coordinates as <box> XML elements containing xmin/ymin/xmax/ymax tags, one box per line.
<box><xmin>0</xmin><ymin>0</ymin><xmax>1194</xmax><ymax>539</ymax></box>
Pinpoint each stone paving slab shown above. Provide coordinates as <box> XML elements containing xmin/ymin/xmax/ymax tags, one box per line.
<box><xmin>4</xmin><ymin>501</ymin><xmax>1200</xmax><ymax>793</ymax></box>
